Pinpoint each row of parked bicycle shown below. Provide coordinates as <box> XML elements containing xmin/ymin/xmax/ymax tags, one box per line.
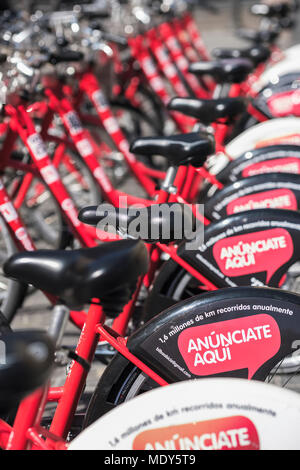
<box><xmin>1</xmin><ymin>0</ymin><xmax>300</xmax><ymax>450</ymax></box>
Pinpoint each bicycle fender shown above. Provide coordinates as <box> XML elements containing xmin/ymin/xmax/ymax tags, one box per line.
<box><xmin>205</xmin><ymin>173</ymin><xmax>300</xmax><ymax>221</ymax></box>
<box><xmin>179</xmin><ymin>208</ymin><xmax>300</xmax><ymax>289</ymax></box>
<box><xmin>218</xmin><ymin>145</ymin><xmax>300</xmax><ymax>184</ymax></box>
<box><xmin>128</xmin><ymin>287</ymin><xmax>300</xmax><ymax>382</ymax></box>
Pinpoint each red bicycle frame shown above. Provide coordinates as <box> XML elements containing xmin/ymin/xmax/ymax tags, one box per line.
<box><xmin>0</xmin><ymin>300</ymin><xmax>169</xmax><ymax>450</ymax></box>
<box><xmin>3</xmin><ymin>105</ymin><xmax>97</xmax><ymax>246</ymax></box>
<box><xmin>39</xmin><ymin>87</ymin><xmax>157</xmax><ymax>207</ymax></box>
<box><xmin>0</xmin><ymin>101</ymin><xmax>219</xmax><ymax>325</ymax></box>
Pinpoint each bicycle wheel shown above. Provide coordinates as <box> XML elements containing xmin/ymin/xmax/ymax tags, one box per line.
<box><xmin>110</xmin><ymin>98</ymin><xmax>167</xmax><ymax>171</ymax></box>
<box><xmin>110</xmin><ymin>95</ymin><xmax>164</xmax><ymax>138</ymax></box>
<box><xmin>3</xmin><ymin>166</ymin><xmax>67</xmax><ymax>250</ymax></box>
<box><xmin>28</xmin><ymin>119</ymin><xmax>102</xmax><ymax>246</ymax></box>
<box><xmin>21</xmin><ymin>147</ymin><xmax>101</xmax><ymax>249</ymax></box>
<box><xmin>55</xmin><ymin>147</ymin><xmax>102</xmax><ymax>210</ymax></box>
<box><xmin>83</xmin><ymin>96</ymin><xmax>167</xmax><ymax>181</ymax></box>
<box><xmin>122</xmin><ymin>83</ymin><xmax>166</xmax><ymax>135</ymax></box>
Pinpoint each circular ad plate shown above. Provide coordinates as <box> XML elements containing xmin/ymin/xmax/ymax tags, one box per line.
<box><xmin>69</xmin><ymin>378</ymin><xmax>300</xmax><ymax>450</ymax></box>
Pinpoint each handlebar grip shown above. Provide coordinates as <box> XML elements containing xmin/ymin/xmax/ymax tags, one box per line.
<box><xmin>49</xmin><ymin>50</ymin><xmax>84</xmax><ymax>64</ymax></box>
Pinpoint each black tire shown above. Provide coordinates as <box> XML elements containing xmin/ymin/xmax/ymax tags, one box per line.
<box><xmin>110</xmin><ymin>95</ymin><xmax>164</xmax><ymax>138</ymax></box>
<box><xmin>2</xmin><ymin>153</ymin><xmax>67</xmax><ymax>249</ymax></box>
<box><xmin>30</xmin><ymin>119</ymin><xmax>102</xmax><ymax>247</ymax></box>
<box><xmin>56</xmin><ymin>147</ymin><xmax>102</xmax><ymax>210</ymax></box>
<box><xmin>142</xmin><ymin>259</ymin><xmax>209</xmax><ymax>324</ymax></box>
<box><xmin>129</xmin><ymin>84</ymin><xmax>165</xmax><ymax>134</ymax></box>
<box><xmin>80</xmin><ymin>96</ymin><xmax>166</xmax><ymax>189</ymax></box>
<box><xmin>3</xmin><ymin>149</ymin><xmax>92</xmax><ymax>250</ymax></box>
<box><xmin>109</xmin><ymin>97</ymin><xmax>167</xmax><ymax>173</ymax></box>
<box><xmin>228</xmin><ymin>113</ymin><xmax>259</xmax><ymax>142</ymax></box>
<box><xmin>109</xmin><ymin>98</ymin><xmax>167</xmax><ymax>171</ymax></box>
<box><xmin>27</xmin><ymin>148</ymin><xmax>102</xmax><ymax>249</ymax></box>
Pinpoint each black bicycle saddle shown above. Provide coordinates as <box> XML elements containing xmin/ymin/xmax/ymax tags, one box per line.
<box><xmin>212</xmin><ymin>45</ymin><xmax>271</xmax><ymax>67</ymax></box>
<box><xmin>189</xmin><ymin>58</ymin><xmax>254</xmax><ymax>84</ymax></box>
<box><xmin>130</xmin><ymin>132</ymin><xmax>215</xmax><ymax>167</ymax></box>
<box><xmin>237</xmin><ymin>27</ymin><xmax>280</xmax><ymax>44</ymax></box>
<box><xmin>168</xmin><ymin>97</ymin><xmax>247</xmax><ymax>125</ymax></box>
<box><xmin>79</xmin><ymin>203</ymin><xmax>195</xmax><ymax>244</ymax></box>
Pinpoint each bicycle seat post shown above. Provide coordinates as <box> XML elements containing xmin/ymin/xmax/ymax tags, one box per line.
<box><xmin>48</xmin><ymin>304</ymin><xmax>70</xmax><ymax>349</ymax></box>
<box><xmin>161</xmin><ymin>166</ymin><xmax>178</xmax><ymax>194</ymax></box>
<box><xmin>213</xmin><ymin>83</ymin><xmax>231</xmax><ymax>99</ymax></box>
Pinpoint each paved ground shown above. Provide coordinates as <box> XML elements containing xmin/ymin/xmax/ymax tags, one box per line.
<box><xmin>10</xmin><ymin>2</ymin><xmax>300</xmax><ymax>421</ymax></box>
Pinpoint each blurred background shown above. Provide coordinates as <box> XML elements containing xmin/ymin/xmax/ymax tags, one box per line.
<box><xmin>3</xmin><ymin>1</ymin><xmax>299</xmax><ymax>49</ymax></box>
